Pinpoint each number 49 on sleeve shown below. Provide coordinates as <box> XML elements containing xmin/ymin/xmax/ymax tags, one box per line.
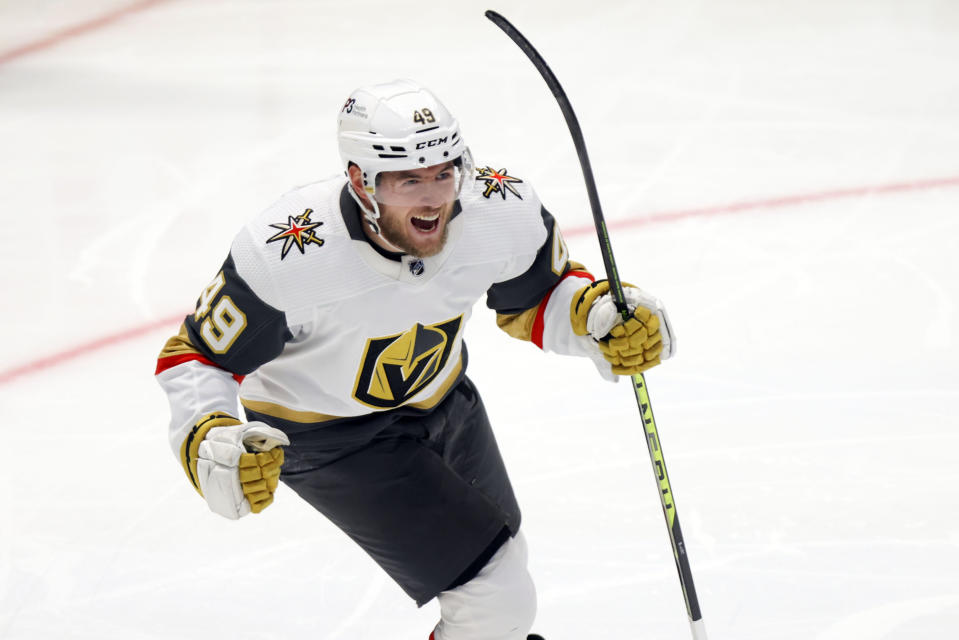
<box><xmin>194</xmin><ymin>271</ymin><xmax>247</xmax><ymax>354</ymax></box>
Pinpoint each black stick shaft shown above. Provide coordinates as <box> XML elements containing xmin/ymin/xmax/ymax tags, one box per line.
<box><xmin>484</xmin><ymin>11</ymin><xmax>707</xmax><ymax>638</ymax></box>
<box><xmin>483</xmin><ymin>11</ymin><xmax>628</xmax><ymax>314</ymax></box>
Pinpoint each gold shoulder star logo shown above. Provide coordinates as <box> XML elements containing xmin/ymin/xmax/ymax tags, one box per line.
<box><xmin>475</xmin><ymin>167</ymin><xmax>524</xmax><ymax>200</ymax></box>
<box><xmin>266</xmin><ymin>208</ymin><xmax>324</xmax><ymax>259</ymax></box>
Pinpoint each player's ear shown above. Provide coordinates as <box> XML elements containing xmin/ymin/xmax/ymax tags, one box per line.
<box><xmin>347</xmin><ymin>162</ymin><xmax>371</xmax><ymax>207</ymax></box>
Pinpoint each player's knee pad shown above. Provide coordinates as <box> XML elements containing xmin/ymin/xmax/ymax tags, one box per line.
<box><xmin>433</xmin><ymin>531</ymin><xmax>537</xmax><ymax>640</ymax></box>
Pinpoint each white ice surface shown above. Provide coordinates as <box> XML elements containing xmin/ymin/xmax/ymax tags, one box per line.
<box><xmin>1</xmin><ymin>1</ymin><xmax>958</xmax><ymax>638</ymax></box>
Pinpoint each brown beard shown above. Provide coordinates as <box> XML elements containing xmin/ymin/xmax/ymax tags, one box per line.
<box><xmin>376</xmin><ymin>205</ymin><xmax>452</xmax><ymax>258</ymax></box>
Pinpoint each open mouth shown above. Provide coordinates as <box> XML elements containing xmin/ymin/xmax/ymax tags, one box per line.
<box><xmin>410</xmin><ymin>212</ymin><xmax>440</xmax><ymax>233</ymax></box>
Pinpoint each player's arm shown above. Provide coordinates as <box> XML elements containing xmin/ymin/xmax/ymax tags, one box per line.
<box><xmin>155</xmin><ymin>252</ymin><xmax>292</xmax><ymax>519</ymax></box>
<box><xmin>487</xmin><ymin>206</ymin><xmax>592</xmax><ymax>348</ymax></box>
<box><xmin>488</xmin><ymin>207</ymin><xmax>674</xmax><ymax>379</ymax></box>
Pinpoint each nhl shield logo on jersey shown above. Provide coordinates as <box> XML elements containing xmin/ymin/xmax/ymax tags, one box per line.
<box><xmin>352</xmin><ymin>316</ymin><xmax>463</xmax><ymax>409</ymax></box>
<box><xmin>266</xmin><ymin>208</ymin><xmax>325</xmax><ymax>259</ymax></box>
<box><xmin>475</xmin><ymin>167</ymin><xmax>523</xmax><ymax>200</ymax></box>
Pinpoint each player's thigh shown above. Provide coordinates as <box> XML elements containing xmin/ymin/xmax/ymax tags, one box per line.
<box><xmin>281</xmin><ymin>434</ymin><xmax>509</xmax><ymax>604</ymax></box>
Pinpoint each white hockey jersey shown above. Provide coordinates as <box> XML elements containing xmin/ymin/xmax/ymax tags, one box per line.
<box><xmin>156</xmin><ymin>166</ymin><xmax>602</xmax><ymax>474</ymax></box>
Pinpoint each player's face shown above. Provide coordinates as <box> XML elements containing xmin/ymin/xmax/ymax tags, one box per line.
<box><xmin>374</xmin><ymin>162</ymin><xmax>457</xmax><ymax>258</ymax></box>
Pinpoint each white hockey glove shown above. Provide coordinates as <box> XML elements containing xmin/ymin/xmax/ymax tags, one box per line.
<box><xmin>570</xmin><ymin>280</ymin><xmax>675</xmax><ymax>376</ymax></box>
<box><xmin>191</xmin><ymin>415</ymin><xmax>290</xmax><ymax>520</ymax></box>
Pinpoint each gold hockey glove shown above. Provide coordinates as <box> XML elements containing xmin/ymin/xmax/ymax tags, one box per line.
<box><xmin>571</xmin><ymin>280</ymin><xmax>675</xmax><ymax>376</ymax></box>
<box><xmin>238</xmin><ymin>448</ymin><xmax>284</xmax><ymax>513</ymax></box>
<box><xmin>598</xmin><ymin>306</ymin><xmax>664</xmax><ymax>374</ymax></box>
<box><xmin>184</xmin><ymin>413</ymin><xmax>290</xmax><ymax>520</ymax></box>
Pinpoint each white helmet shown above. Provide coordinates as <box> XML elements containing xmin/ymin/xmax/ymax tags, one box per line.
<box><xmin>337</xmin><ymin>79</ymin><xmax>473</xmax><ymax>226</ymax></box>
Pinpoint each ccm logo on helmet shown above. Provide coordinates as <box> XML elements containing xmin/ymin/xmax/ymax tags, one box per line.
<box><xmin>415</xmin><ymin>136</ymin><xmax>448</xmax><ymax>149</ymax></box>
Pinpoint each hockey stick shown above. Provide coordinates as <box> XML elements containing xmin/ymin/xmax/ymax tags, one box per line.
<box><xmin>484</xmin><ymin>11</ymin><xmax>707</xmax><ymax>639</ymax></box>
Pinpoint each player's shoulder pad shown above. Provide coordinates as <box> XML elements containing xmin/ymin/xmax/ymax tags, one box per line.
<box><xmin>461</xmin><ymin>163</ymin><xmax>539</xmax><ymax>210</ymax></box>
<box><xmin>457</xmin><ymin>162</ymin><xmax>549</xmax><ymax>257</ymax></box>
<box><xmin>228</xmin><ymin>176</ymin><xmax>366</xmax><ymax>314</ymax></box>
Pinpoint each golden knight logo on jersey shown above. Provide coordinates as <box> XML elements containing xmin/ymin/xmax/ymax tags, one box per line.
<box><xmin>352</xmin><ymin>316</ymin><xmax>463</xmax><ymax>409</ymax></box>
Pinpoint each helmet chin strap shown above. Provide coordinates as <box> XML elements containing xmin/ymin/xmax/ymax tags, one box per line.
<box><xmin>347</xmin><ymin>183</ymin><xmax>407</xmax><ymax>254</ymax></box>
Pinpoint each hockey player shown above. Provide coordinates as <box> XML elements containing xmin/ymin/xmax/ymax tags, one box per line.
<box><xmin>155</xmin><ymin>79</ymin><xmax>674</xmax><ymax>640</ymax></box>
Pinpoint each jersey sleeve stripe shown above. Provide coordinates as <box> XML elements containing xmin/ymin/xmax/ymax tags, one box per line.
<box><xmin>531</xmin><ymin>268</ymin><xmax>595</xmax><ymax>348</ymax></box>
<box><xmin>156</xmin><ymin>322</ymin><xmax>246</xmax><ymax>382</ymax></box>
<box><xmin>155</xmin><ymin>353</ymin><xmax>245</xmax><ymax>384</ymax></box>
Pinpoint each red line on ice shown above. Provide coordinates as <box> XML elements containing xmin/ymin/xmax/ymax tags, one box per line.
<box><xmin>0</xmin><ymin>314</ymin><xmax>185</xmax><ymax>385</ymax></box>
<box><xmin>0</xmin><ymin>0</ymin><xmax>176</xmax><ymax>66</ymax></box>
<box><xmin>562</xmin><ymin>175</ymin><xmax>959</xmax><ymax>237</ymax></box>
<box><xmin>0</xmin><ymin>175</ymin><xmax>957</xmax><ymax>386</ymax></box>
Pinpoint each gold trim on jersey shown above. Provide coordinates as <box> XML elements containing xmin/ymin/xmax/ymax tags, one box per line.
<box><xmin>494</xmin><ymin>260</ymin><xmax>589</xmax><ymax>342</ymax></box>
<box><xmin>240</xmin><ymin>352</ymin><xmax>464</xmax><ymax>424</ymax></box>
<box><xmin>158</xmin><ymin>322</ymin><xmax>203</xmax><ymax>359</ymax></box>
<box><xmin>550</xmin><ymin>223</ymin><xmax>570</xmax><ymax>275</ymax></box>
<box><xmin>238</xmin><ymin>399</ymin><xmax>343</xmax><ymax>424</ymax></box>
<box><xmin>496</xmin><ymin>308</ymin><xmax>539</xmax><ymax>342</ymax></box>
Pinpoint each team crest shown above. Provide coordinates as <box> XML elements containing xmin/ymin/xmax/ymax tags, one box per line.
<box><xmin>266</xmin><ymin>208</ymin><xmax>324</xmax><ymax>258</ymax></box>
<box><xmin>352</xmin><ymin>316</ymin><xmax>463</xmax><ymax>409</ymax></box>
<box><xmin>475</xmin><ymin>167</ymin><xmax>523</xmax><ymax>200</ymax></box>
